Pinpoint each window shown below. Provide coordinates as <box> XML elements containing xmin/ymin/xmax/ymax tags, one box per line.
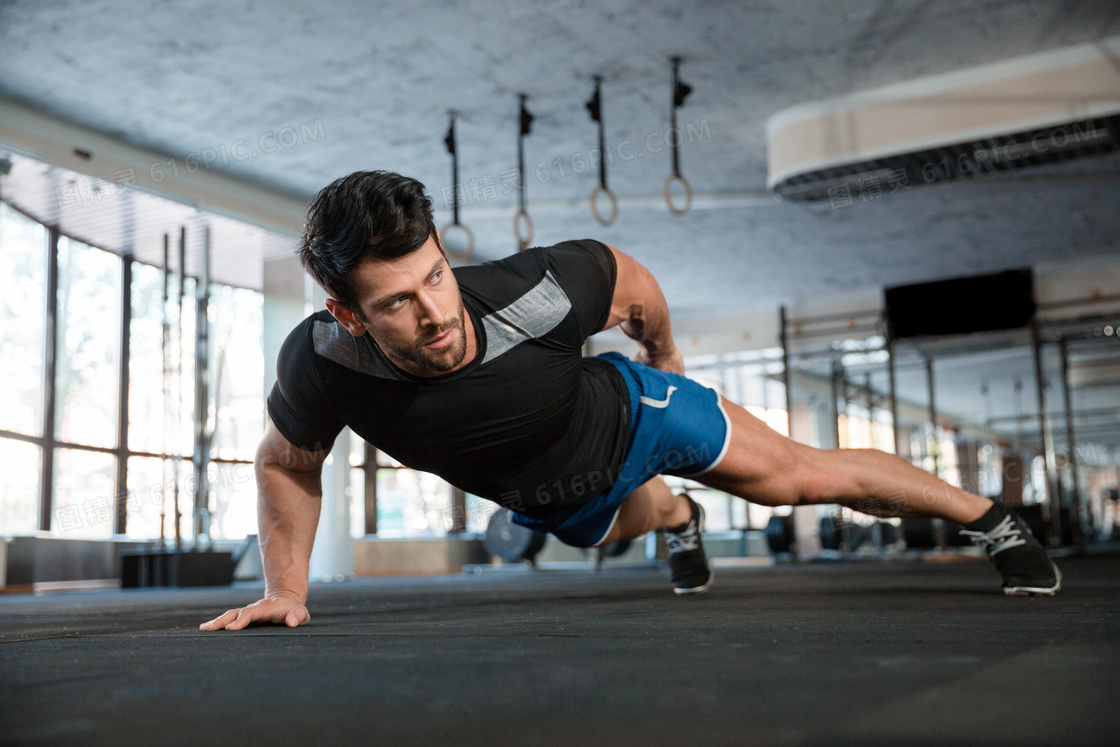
<box><xmin>54</xmin><ymin>237</ymin><xmax>122</xmax><ymax>449</ymax></box>
<box><xmin>0</xmin><ymin>438</ymin><xmax>41</xmax><ymax>534</ymax></box>
<box><xmin>0</xmin><ymin>202</ymin><xmax>48</xmax><ymax>437</ymax></box>
<box><xmin>52</xmin><ymin>447</ymin><xmax>116</xmax><ymax>538</ymax></box>
<box><xmin>209</xmin><ymin>284</ymin><xmax>264</xmax><ymax>461</ymax></box>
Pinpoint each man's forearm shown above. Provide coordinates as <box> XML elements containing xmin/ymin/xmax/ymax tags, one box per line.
<box><xmin>255</xmin><ymin>459</ymin><xmax>322</xmax><ymax>604</ymax></box>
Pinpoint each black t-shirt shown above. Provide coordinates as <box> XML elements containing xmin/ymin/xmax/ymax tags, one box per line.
<box><xmin>266</xmin><ymin>239</ymin><xmax>631</xmax><ymax>515</ymax></box>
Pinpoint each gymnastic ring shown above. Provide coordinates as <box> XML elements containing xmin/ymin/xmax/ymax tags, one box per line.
<box><xmin>514</xmin><ymin>208</ymin><xmax>533</xmax><ymax>251</ymax></box>
<box><xmin>663</xmin><ymin>172</ymin><xmax>692</xmax><ymax>215</ymax></box>
<box><xmin>590</xmin><ymin>184</ymin><xmax>618</xmax><ymax>226</ymax></box>
<box><xmin>439</xmin><ymin>221</ymin><xmax>474</xmax><ymax>261</ymax></box>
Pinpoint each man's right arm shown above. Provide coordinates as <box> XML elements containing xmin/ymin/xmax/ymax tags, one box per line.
<box><xmin>199</xmin><ymin>417</ymin><xmax>330</xmax><ymax>631</ymax></box>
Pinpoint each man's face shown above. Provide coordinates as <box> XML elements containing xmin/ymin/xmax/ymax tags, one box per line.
<box><xmin>331</xmin><ymin>235</ymin><xmax>469</xmax><ymax>376</ymax></box>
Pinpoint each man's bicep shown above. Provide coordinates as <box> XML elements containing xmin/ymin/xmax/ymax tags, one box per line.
<box><xmin>257</xmin><ymin>415</ymin><xmax>331</xmax><ymax>473</ymax></box>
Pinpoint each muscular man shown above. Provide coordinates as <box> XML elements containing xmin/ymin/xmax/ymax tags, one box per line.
<box><xmin>200</xmin><ymin>171</ymin><xmax>1060</xmax><ymax>631</ymax></box>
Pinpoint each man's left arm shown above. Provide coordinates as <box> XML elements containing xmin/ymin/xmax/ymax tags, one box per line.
<box><xmin>600</xmin><ymin>245</ymin><xmax>684</xmax><ymax>375</ymax></box>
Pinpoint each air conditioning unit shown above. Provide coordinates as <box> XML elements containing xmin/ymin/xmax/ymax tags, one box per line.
<box><xmin>767</xmin><ymin>37</ymin><xmax>1120</xmax><ymax>201</ymax></box>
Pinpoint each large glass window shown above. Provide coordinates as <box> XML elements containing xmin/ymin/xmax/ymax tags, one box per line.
<box><xmin>207</xmin><ymin>460</ymin><xmax>258</xmax><ymax>540</ymax></box>
<box><xmin>127</xmin><ymin>263</ymin><xmax>201</xmax><ymax>459</ymax></box>
<box><xmin>1</xmin><ymin>190</ymin><xmax>268</xmax><ymax>540</ymax></box>
<box><xmin>124</xmin><ymin>456</ymin><xmax>197</xmax><ymax>541</ymax></box>
<box><xmin>0</xmin><ymin>438</ymin><xmax>41</xmax><ymax>534</ymax></box>
<box><xmin>51</xmin><ymin>447</ymin><xmax>117</xmax><ymax>538</ymax></box>
<box><xmin>210</xmin><ymin>284</ymin><xmax>264</xmax><ymax>461</ymax></box>
<box><xmin>0</xmin><ymin>203</ymin><xmax>48</xmax><ymax>437</ymax></box>
<box><xmin>55</xmin><ymin>237</ymin><xmax>122</xmax><ymax>449</ymax></box>
<box><xmin>375</xmin><ymin>467</ymin><xmax>453</xmax><ymax>537</ymax></box>
<box><xmin>128</xmin><ymin>262</ymin><xmax>168</xmax><ymax>455</ymax></box>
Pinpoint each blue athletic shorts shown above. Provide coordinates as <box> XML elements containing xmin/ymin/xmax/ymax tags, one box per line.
<box><xmin>510</xmin><ymin>351</ymin><xmax>732</xmax><ymax>548</ymax></box>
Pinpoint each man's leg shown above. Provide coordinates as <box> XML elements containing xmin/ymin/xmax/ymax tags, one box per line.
<box><xmin>595</xmin><ymin>477</ymin><xmax>689</xmax><ymax>547</ymax></box>
<box><xmin>695</xmin><ymin>396</ymin><xmax>990</xmax><ymax>521</ymax></box>
<box><xmin>597</xmin><ymin>478</ymin><xmax>713</xmax><ymax>595</ymax></box>
<box><xmin>695</xmin><ymin>396</ymin><xmax>1059</xmax><ymax>595</ymax></box>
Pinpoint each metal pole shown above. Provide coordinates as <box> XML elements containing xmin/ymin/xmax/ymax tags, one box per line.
<box><xmin>886</xmin><ymin>337</ymin><xmax>902</xmax><ymax>457</ymax></box>
<box><xmin>863</xmin><ymin>371</ymin><xmax>884</xmax><ymax>552</ymax></box>
<box><xmin>926</xmin><ymin>356</ymin><xmax>939</xmax><ymax>477</ymax></box>
<box><xmin>779</xmin><ymin>305</ymin><xmax>799</xmax><ymax>560</ymax></box>
<box><xmin>830</xmin><ymin>359</ymin><xmax>844</xmax><ymax>450</ymax></box>
<box><xmin>174</xmin><ymin>226</ymin><xmax>185</xmax><ymax>551</ymax></box>
<box><xmin>193</xmin><ymin>225</ymin><xmax>212</xmax><ymax>549</ymax></box>
<box><xmin>779</xmin><ymin>305</ymin><xmax>792</xmax><ymax>434</ymax></box>
<box><xmin>1058</xmin><ymin>336</ymin><xmax>1085</xmax><ymax>551</ymax></box>
<box><xmin>364</xmin><ymin>442</ymin><xmax>378</xmax><ymax>535</ymax></box>
<box><xmin>1031</xmin><ymin>320</ymin><xmax>1060</xmax><ymax>546</ymax></box>
<box><xmin>39</xmin><ymin>224</ymin><xmax>60</xmax><ymax>533</ymax></box>
<box><xmin>160</xmin><ymin>234</ymin><xmax>170</xmax><ymax>548</ymax></box>
<box><xmin>114</xmin><ymin>256</ymin><xmax>132</xmax><ymax>535</ymax></box>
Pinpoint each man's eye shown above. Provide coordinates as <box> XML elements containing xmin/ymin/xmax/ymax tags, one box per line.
<box><xmin>388</xmin><ymin>297</ymin><xmax>406</xmax><ymax>309</ymax></box>
<box><xmin>430</xmin><ymin>270</ymin><xmax>442</xmax><ymax>284</ymax></box>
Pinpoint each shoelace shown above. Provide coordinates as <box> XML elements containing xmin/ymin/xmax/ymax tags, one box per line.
<box><xmin>665</xmin><ymin>520</ymin><xmax>699</xmax><ymax>554</ymax></box>
<box><xmin>960</xmin><ymin>514</ymin><xmax>1028</xmax><ymax>556</ymax></box>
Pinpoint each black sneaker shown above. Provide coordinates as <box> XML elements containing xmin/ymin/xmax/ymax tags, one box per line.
<box><xmin>960</xmin><ymin>506</ymin><xmax>1062</xmax><ymax>596</ymax></box>
<box><xmin>664</xmin><ymin>496</ymin><xmax>712</xmax><ymax>595</ymax></box>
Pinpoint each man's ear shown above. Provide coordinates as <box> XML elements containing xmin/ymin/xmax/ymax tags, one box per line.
<box><xmin>324</xmin><ymin>299</ymin><xmax>368</xmax><ymax>337</ymax></box>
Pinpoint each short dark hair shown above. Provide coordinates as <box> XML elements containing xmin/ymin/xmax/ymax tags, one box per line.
<box><xmin>298</xmin><ymin>170</ymin><xmax>441</xmax><ymax>314</ymax></box>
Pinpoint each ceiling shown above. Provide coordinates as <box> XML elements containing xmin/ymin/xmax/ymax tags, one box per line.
<box><xmin>1</xmin><ymin>0</ymin><xmax>1120</xmax><ymax>315</ymax></box>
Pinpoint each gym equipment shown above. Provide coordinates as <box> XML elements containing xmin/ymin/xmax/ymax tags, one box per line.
<box><xmin>120</xmin><ymin>535</ymin><xmax>256</xmax><ymax>588</ymax></box>
<box><xmin>439</xmin><ymin>110</ymin><xmax>475</xmax><ymax>260</ymax></box>
<box><xmin>820</xmin><ymin>516</ymin><xmax>841</xmax><ymax>551</ymax></box>
<box><xmin>514</xmin><ymin>93</ymin><xmax>534</xmax><ymax>251</ymax></box>
<box><xmin>585</xmin><ymin>76</ymin><xmax>618</xmax><ymax>226</ymax></box>
<box><xmin>663</xmin><ymin>56</ymin><xmax>693</xmax><ymax>215</ymax></box>
<box><xmin>765</xmin><ymin>514</ymin><xmax>795</xmax><ymax>554</ymax></box>
<box><xmin>483</xmin><ymin>508</ymin><xmax>547</xmax><ymax>562</ymax></box>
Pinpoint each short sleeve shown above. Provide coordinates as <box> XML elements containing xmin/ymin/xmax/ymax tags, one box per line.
<box><xmin>266</xmin><ymin>319</ymin><xmax>346</xmax><ymax>452</ymax></box>
<box><xmin>538</xmin><ymin>239</ymin><xmax>617</xmax><ymax>341</ymax></box>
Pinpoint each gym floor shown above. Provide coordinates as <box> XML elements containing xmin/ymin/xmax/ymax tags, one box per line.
<box><xmin>2</xmin><ymin>552</ymin><xmax>1116</xmax><ymax>746</ymax></box>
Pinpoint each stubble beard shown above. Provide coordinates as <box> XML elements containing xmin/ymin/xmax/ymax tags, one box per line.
<box><xmin>376</xmin><ymin>298</ymin><xmax>468</xmax><ymax>374</ymax></box>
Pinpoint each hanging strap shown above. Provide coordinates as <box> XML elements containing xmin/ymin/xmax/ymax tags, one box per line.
<box><xmin>585</xmin><ymin>76</ymin><xmax>608</xmax><ymax>191</ymax></box>
<box><xmin>440</xmin><ymin>110</ymin><xmax>474</xmax><ymax>259</ymax></box>
<box><xmin>515</xmin><ymin>94</ymin><xmax>534</xmax><ymax>250</ymax></box>
<box><xmin>444</xmin><ymin>111</ymin><xmax>461</xmax><ymax>226</ymax></box>
<box><xmin>585</xmin><ymin>76</ymin><xmax>617</xmax><ymax>226</ymax></box>
<box><xmin>664</xmin><ymin>56</ymin><xmax>694</xmax><ymax>215</ymax></box>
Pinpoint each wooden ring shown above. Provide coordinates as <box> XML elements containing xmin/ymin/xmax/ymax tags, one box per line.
<box><xmin>439</xmin><ymin>221</ymin><xmax>474</xmax><ymax>260</ymax></box>
<box><xmin>663</xmin><ymin>172</ymin><xmax>692</xmax><ymax>215</ymax></box>
<box><xmin>514</xmin><ymin>209</ymin><xmax>533</xmax><ymax>251</ymax></box>
<box><xmin>590</xmin><ymin>184</ymin><xmax>618</xmax><ymax>226</ymax></box>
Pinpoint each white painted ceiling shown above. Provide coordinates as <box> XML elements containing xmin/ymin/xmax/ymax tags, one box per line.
<box><xmin>2</xmin><ymin>0</ymin><xmax>1120</xmax><ymax>316</ymax></box>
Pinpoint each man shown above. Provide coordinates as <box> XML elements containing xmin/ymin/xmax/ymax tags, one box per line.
<box><xmin>201</xmin><ymin>171</ymin><xmax>1060</xmax><ymax>632</ymax></box>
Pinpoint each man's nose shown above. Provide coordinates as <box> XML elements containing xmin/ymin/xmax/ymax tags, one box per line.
<box><xmin>417</xmin><ymin>291</ymin><xmax>448</xmax><ymax>327</ymax></box>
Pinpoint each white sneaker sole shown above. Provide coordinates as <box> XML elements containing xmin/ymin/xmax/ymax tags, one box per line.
<box><xmin>674</xmin><ymin>572</ymin><xmax>713</xmax><ymax>595</ymax></box>
<box><xmin>1003</xmin><ymin>563</ymin><xmax>1062</xmax><ymax>596</ymax></box>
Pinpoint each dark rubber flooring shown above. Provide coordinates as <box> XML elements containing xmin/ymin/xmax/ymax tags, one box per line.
<box><xmin>1</xmin><ymin>553</ymin><xmax>1117</xmax><ymax>746</ymax></box>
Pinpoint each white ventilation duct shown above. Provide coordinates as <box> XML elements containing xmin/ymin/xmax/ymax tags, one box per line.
<box><xmin>767</xmin><ymin>37</ymin><xmax>1120</xmax><ymax>200</ymax></box>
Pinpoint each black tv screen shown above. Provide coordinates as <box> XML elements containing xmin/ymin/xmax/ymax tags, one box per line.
<box><xmin>884</xmin><ymin>268</ymin><xmax>1035</xmax><ymax>339</ymax></box>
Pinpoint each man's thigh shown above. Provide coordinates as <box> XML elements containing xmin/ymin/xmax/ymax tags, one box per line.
<box><xmin>692</xmin><ymin>396</ymin><xmax>812</xmax><ymax>506</ymax></box>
